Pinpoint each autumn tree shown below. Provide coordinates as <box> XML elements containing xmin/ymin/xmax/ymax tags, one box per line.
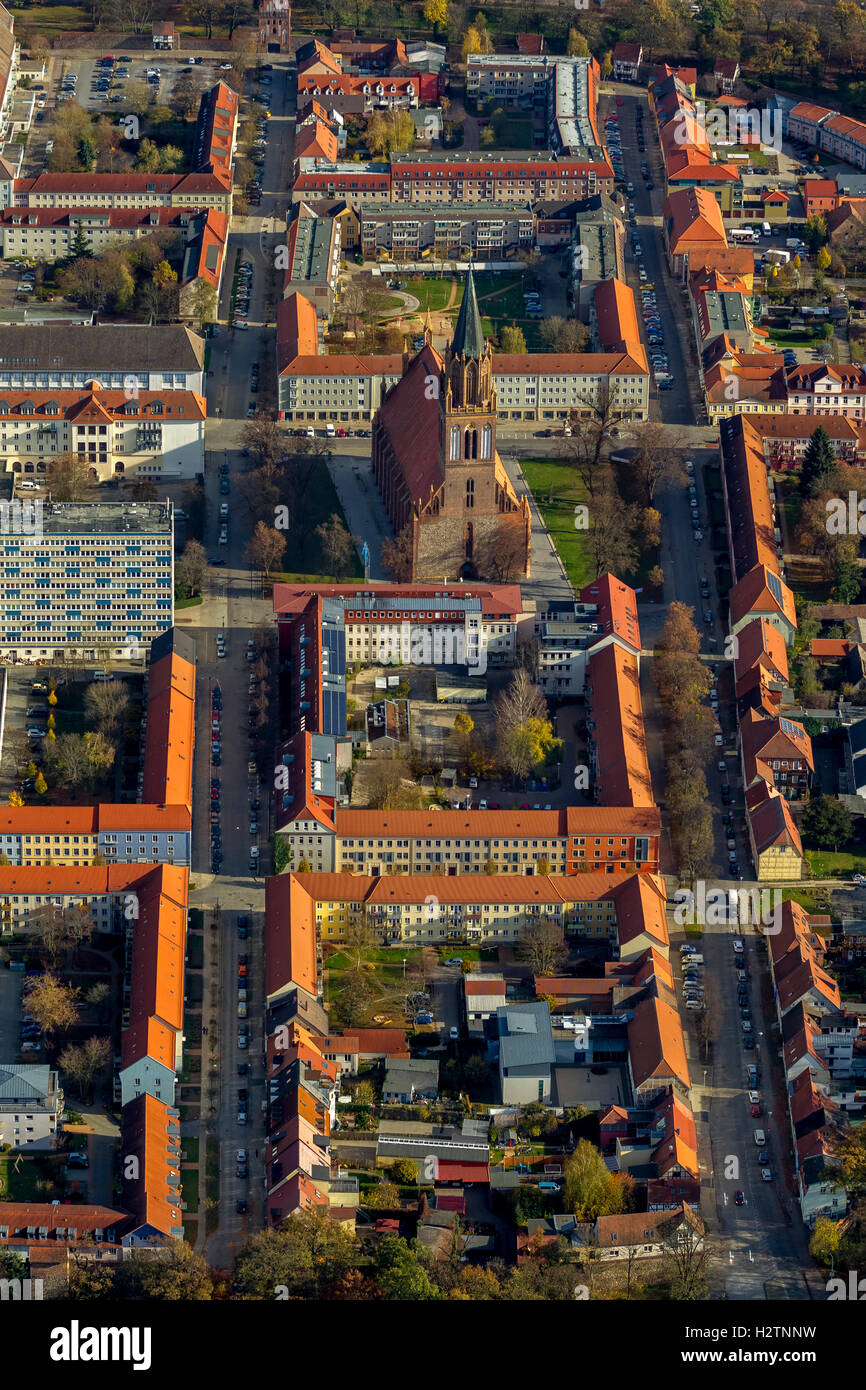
<box><xmin>366</xmin><ymin>108</ymin><xmax>415</xmax><ymax>157</ymax></box>
<box><xmin>500</xmin><ymin>324</ymin><xmax>527</xmax><ymax>353</ymax></box>
<box><xmin>381</xmin><ymin>525</ymin><xmax>414</xmax><ymax>582</ymax></box>
<box><xmin>46</xmin><ymin>452</ymin><xmax>92</xmax><ymax>502</ymax></box>
<box><xmin>23</xmin><ymin>973</ymin><xmax>80</xmax><ymax>1035</ymax></box>
<box><xmin>175</xmin><ymin>539</ymin><xmax>207</xmax><ymax>599</ymax></box>
<box><xmin>654</xmin><ymin>602</ymin><xmax>712</xmax><ymax>720</ymax></box>
<box><xmin>84</xmin><ymin>679</ymin><xmax>131</xmax><ymax>739</ymax></box>
<box><xmin>59</xmin><ymin>1035</ymin><xmax>112</xmax><ymax>1100</ymax></box>
<box><xmin>241</xmin><ymin>414</ymin><xmax>285</xmax><ymax>469</ymax></box>
<box><xmin>316</xmin><ymin>513</ymin><xmax>356</xmax><ymax>579</ymax></box>
<box><xmin>627</xmin><ymin>422</ymin><xmax>688</xmax><ymax>505</ymax></box>
<box><xmin>245</xmin><ymin>521</ymin><xmax>287</xmax><ymax>579</ymax></box>
<box><xmin>587</xmin><ymin>484</ymin><xmax>639</xmax><ymax>579</ymax></box>
<box><xmin>538</xmin><ymin>316</ymin><xmax>589</xmax><ymax>353</ymax></box>
<box><xmin>565</xmin><ymin>1140</ymin><xmax>633</xmax><ymax>1220</ymax></box>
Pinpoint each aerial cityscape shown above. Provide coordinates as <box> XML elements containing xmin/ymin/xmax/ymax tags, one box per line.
<box><xmin>0</xmin><ymin>0</ymin><xmax>864</xmax><ymax>1343</ymax></box>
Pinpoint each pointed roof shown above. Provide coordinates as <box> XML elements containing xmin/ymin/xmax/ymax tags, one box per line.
<box><xmin>451</xmin><ymin>263</ymin><xmax>485</xmax><ymax>360</ymax></box>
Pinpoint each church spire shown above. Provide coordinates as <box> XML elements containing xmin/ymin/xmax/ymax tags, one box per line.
<box><xmin>450</xmin><ymin>262</ymin><xmax>485</xmax><ymax>361</ymax></box>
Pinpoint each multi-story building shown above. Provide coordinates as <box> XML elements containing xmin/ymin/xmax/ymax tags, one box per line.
<box><xmin>0</xmin><ymin>499</ymin><xmax>174</xmax><ymax>661</ymax></box>
<box><xmin>358</xmin><ymin>201</ymin><xmax>534</xmax><ymax>260</ymax></box>
<box><xmin>0</xmin><ymin>2</ymin><xmax>20</xmax><ymax>147</ymax></box>
<box><xmin>390</xmin><ymin>151</ymin><xmax>614</xmax><ymax>204</ymax></box>
<box><xmin>277</xmin><ymin>804</ymin><xmax>660</xmax><ymax>876</ymax></box>
<box><xmin>274</xmin><ymin>581</ymin><xmax>530</xmax><ymax>684</ymax></box>
<box><xmin>11</xmin><ymin>171</ymin><xmax>232</xmax><ymax>215</ymax></box>
<box><xmin>266</xmin><ymin>867</ymin><xmax>667</xmax><ymax>948</ymax></box>
<box><xmin>0</xmin><ymin>323</ymin><xmax>205</xmax><ymax>395</ymax></box>
<box><xmin>611</xmin><ymin>43</ymin><xmax>643</xmax><ymax>82</ymax></box>
<box><xmin>0</xmin><ymin>1064</ymin><xmax>62</xmax><ymax>1150</ymax></box>
<box><xmin>277</xmin><ymin>280</ymin><xmax>648</xmax><ymax>424</ymax></box>
<box><xmin>0</xmin><ymin>386</ymin><xmax>205</xmax><ymax>483</ymax></box>
<box><xmin>786</xmin><ymin>364</ymin><xmax>866</xmax><ymax>420</ymax></box>
<box><xmin>0</xmin><ymin>807</ymin><xmax>191</xmax><ymax>868</ymax></box>
<box><xmin>0</xmin><ymin>204</ymin><xmax>222</xmax><ymax>269</ymax></box>
<box><xmin>283</xmin><ymin>201</ymin><xmax>342</xmax><ymax>314</ymax></box>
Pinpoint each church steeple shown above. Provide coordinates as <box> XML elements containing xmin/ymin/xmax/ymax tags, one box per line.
<box><xmin>450</xmin><ymin>262</ymin><xmax>485</xmax><ymax>362</ymax></box>
<box><xmin>443</xmin><ymin>266</ymin><xmax>494</xmax><ymax>414</ymax></box>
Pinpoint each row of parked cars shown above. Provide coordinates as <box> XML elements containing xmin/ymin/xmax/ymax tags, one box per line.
<box><xmin>680</xmin><ymin>942</ymin><xmax>704</xmax><ymax>1010</ymax></box>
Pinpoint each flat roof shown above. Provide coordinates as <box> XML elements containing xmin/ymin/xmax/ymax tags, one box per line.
<box><xmin>37</xmin><ymin>500</ymin><xmax>173</xmax><ymax>535</ymax></box>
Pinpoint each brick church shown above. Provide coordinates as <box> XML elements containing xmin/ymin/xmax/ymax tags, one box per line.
<box><xmin>371</xmin><ymin>266</ymin><xmax>531</xmax><ymax>583</ymax></box>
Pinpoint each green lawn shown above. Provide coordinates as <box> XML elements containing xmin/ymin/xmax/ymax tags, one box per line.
<box><xmin>326</xmin><ymin>948</ymin><xmax>423</xmax><ymax>970</ymax></box>
<box><xmin>181</xmin><ymin>1166</ymin><xmax>200</xmax><ymax>1212</ymax></box>
<box><xmin>0</xmin><ymin>1154</ymin><xmax>62</xmax><ymax>1201</ymax></box>
<box><xmin>768</xmin><ymin>330</ymin><xmax>822</xmax><ymax>345</ymax></box>
<box><xmin>782</xmin><ymin>886</ymin><xmax>834</xmax><ymax>914</ymax></box>
<box><xmin>404</xmin><ymin>272</ymin><xmax>544</xmax><ymax>348</ymax></box>
<box><xmin>182</xmin><ymin>1137</ymin><xmax>200</xmax><ymax>1165</ymax></box>
<box><xmin>490</xmin><ymin>116</ymin><xmax>533</xmax><ymax>148</ymax></box>
<box><xmin>805</xmin><ymin>848</ymin><xmax>866</xmax><ymax>877</ymax></box>
<box><xmin>521</xmin><ymin>457</ymin><xmax>591</xmax><ymax>592</ymax></box>
<box><xmin>24</xmin><ymin>4</ymin><xmax>89</xmax><ymax>29</ymax></box>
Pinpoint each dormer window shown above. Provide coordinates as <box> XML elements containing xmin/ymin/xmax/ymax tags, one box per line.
<box><xmin>19</xmin><ymin>400</ymin><xmax>34</xmax><ymax>414</ymax></box>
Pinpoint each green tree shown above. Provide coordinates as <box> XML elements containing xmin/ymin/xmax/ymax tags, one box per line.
<box><xmin>802</xmin><ymin>795</ymin><xmax>853</xmax><ymax>849</ymax></box>
<box><xmin>71</xmin><ymin>223</ymin><xmax>92</xmax><ymax>259</ymax></box>
<box><xmin>832</xmin><ymin>548</ymin><xmax>861</xmax><ymax>604</ymax></box>
<box><xmin>375</xmin><ymin>1235</ymin><xmax>438</xmax><ymax>1299</ymax></box>
<box><xmin>802</xmin><ymin>213</ymin><xmax>828</xmax><ymax>252</ymax></box>
<box><xmin>564</xmin><ymin>1139</ymin><xmax>633</xmax><ymax>1220</ymax></box>
<box><xmin>234</xmin><ymin>1209</ymin><xmax>357</xmax><ymax>1298</ymax></box>
<box><xmin>800</xmin><ymin>425</ymin><xmax>837</xmax><ymax>497</ymax></box>
<box><xmin>500</xmin><ymin>324</ymin><xmax>526</xmax><ymax>353</ymax></box>
<box><xmin>809</xmin><ymin>1216</ymin><xmax>841</xmax><ymax>1267</ymax></box>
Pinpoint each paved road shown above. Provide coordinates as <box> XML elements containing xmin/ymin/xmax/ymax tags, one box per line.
<box><xmin>600</xmin><ymin>87</ymin><xmax>817</xmax><ymax>1298</ymax></box>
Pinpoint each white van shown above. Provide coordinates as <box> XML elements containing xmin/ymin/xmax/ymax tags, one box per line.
<box><xmin>754</xmin><ymin>1129</ymin><xmax>766</xmax><ymax>1145</ymax></box>
<box><xmin>325</xmin><ymin>422</ymin><xmax>336</xmax><ymax>437</ymax></box>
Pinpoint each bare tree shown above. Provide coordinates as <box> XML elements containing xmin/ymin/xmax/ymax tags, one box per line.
<box><xmin>518</xmin><ymin>915</ymin><xmax>568</xmax><ymax>975</ymax></box>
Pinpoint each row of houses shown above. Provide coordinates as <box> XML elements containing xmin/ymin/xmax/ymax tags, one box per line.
<box><xmin>0</xmin><ymin>322</ymin><xmax>206</xmax><ymax>483</ymax></box>
<box><xmin>0</xmin><ymin>629</ymin><xmax>197</xmax><ymax>1262</ymax></box>
<box><xmin>789</xmin><ymin>101</ymin><xmax>866</xmax><ymax>174</ymax></box>
<box><xmin>767</xmin><ymin>902</ymin><xmax>864</xmax><ymax>1225</ymax></box>
<box><xmin>718</xmin><ymin>411</ymin><xmax>811</xmax><ymax>878</ymax></box>
<box><xmin>276</xmin><ymin>278</ymin><xmax>650</xmax><ymax>423</ymax></box>
<box><xmin>0</xmin><ymin>82</ymin><xmax>236</xmax><ymax>318</ymax></box>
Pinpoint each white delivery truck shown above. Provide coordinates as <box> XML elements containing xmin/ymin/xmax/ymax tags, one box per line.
<box><xmin>762</xmin><ymin>221</ymin><xmax>771</xmax><ymax>236</ymax></box>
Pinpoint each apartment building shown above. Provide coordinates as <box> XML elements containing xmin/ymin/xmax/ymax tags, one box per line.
<box><xmin>283</xmin><ymin>201</ymin><xmax>342</xmax><ymax>314</ymax></box>
<box><xmin>0</xmin><ymin>204</ymin><xmax>202</xmax><ymax>262</ymax></box>
<box><xmin>786</xmin><ymin>363</ymin><xmax>866</xmax><ymax>420</ymax></box>
<box><xmin>0</xmin><ymin>499</ymin><xmax>174</xmax><ymax>661</ymax></box>
<box><xmin>0</xmin><ymin>386</ymin><xmax>205</xmax><ymax>482</ymax></box>
<box><xmin>12</xmin><ymin>171</ymin><xmax>232</xmax><ymax>215</ymax></box>
<box><xmin>0</xmin><ymin>805</ymin><xmax>191</xmax><ymax>869</ymax></box>
<box><xmin>612</xmin><ymin>43</ymin><xmax>643</xmax><ymax>82</ymax></box>
<box><xmin>277</xmin><ymin>805</ymin><xmax>660</xmax><ymax>876</ymax></box>
<box><xmin>274</xmin><ymin>581</ymin><xmax>529</xmax><ymax>681</ymax></box>
<box><xmin>0</xmin><ymin>1064</ymin><xmax>62</xmax><ymax>1150</ymax></box>
<box><xmin>390</xmin><ymin>151</ymin><xmax>614</xmax><ymax>204</ymax></box>
<box><xmin>358</xmin><ymin>201</ymin><xmax>534</xmax><ymax>259</ymax></box>
<box><xmin>277</xmin><ymin>290</ymin><xmax>649</xmax><ymax>422</ymax></box>
<box><xmin>266</xmin><ymin>869</ymin><xmax>666</xmax><ymax>960</ymax></box>
<box><xmin>465</xmin><ymin>51</ymin><xmax>554</xmax><ymax>104</ymax></box>
<box><xmin>0</xmin><ymin>323</ymin><xmax>205</xmax><ymax>395</ymax></box>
